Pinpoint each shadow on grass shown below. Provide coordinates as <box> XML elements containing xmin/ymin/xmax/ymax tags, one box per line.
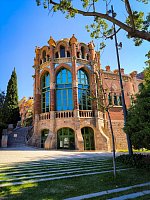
<box><xmin>0</xmin><ymin>157</ymin><xmax>150</xmax><ymax>200</ymax></box>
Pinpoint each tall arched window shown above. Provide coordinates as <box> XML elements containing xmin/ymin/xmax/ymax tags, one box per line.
<box><xmin>42</xmin><ymin>50</ymin><xmax>46</xmax><ymax>62</ymax></box>
<box><xmin>108</xmin><ymin>93</ymin><xmax>112</xmax><ymax>105</ymax></box>
<box><xmin>60</xmin><ymin>46</ymin><xmax>65</xmax><ymax>58</ymax></box>
<box><xmin>81</xmin><ymin>46</ymin><xmax>85</xmax><ymax>59</ymax></box>
<box><xmin>81</xmin><ymin>127</ymin><xmax>95</xmax><ymax>150</ymax></box>
<box><xmin>114</xmin><ymin>93</ymin><xmax>118</xmax><ymax>105</ymax></box>
<box><xmin>56</xmin><ymin>68</ymin><xmax>73</xmax><ymax>111</ymax></box>
<box><xmin>55</xmin><ymin>52</ymin><xmax>59</xmax><ymax>58</ymax></box>
<box><xmin>41</xmin><ymin>72</ymin><xmax>50</xmax><ymax>113</ymax></box>
<box><xmin>78</xmin><ymin>69</ymin><xmax>91</xmax><ymax>110</ymax></box>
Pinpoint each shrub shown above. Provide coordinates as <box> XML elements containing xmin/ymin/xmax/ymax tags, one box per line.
<box><xmin>0</xmin><ymin>122</ymin><xmax>7</xmax><ymax>147</ymax></box>
<box><xmin>116</xmin><ymin>154</ymin><xmax>150</xmax><ymax>169</ymax></box>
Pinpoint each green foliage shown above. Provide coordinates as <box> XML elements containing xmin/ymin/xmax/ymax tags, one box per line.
<box><xmin>0</xmin><ymin>91</ymin><xmax>7</xmax><ymax>144</ymax></box>
<box><xmin>116</xmin><ymin>154</ymin><xmax>150</xmax><ymax>169</ymax></box>
<box><xmin>124</xmin><ymin>68</ymin><xmax>150</xmax><ymax>150</ymax></box>
<box><xmin>144</xmin><ymin>64</ymin><xmax>150</xmax><ymax>87</ymax></box>
<box><xmin>126</xmin><ymin>11</ymin><xmax>150</xmax><ymax>45</ymax></box>
<box><xmin>23</xmin><ymin>113</ymin><xmax>33</xmax><ymax>127</ymax></box>
<box><xmin>3</xmin><ymin>68</ymin><xmax>20</xmax><ymax>126</ymax></box>
<box><xmin>36</xmin><ymin>0</ymin><xmax>150</xmax><ymax>47</ymax></box>
<box><xmin>145</xmin><ymin>50</ymin><xmax>150</xmax><ymax>67</ymax></box>
<box><xmin>0</xmin><ymin>91</ymin><xmax>5</xmax><ymax>122</ymax></box>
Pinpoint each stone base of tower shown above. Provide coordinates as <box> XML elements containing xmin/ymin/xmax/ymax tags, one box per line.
<box><xmin>29</xmin><ymin>110</ymin><xmax>127</xmax><ymax>152</ymax></box>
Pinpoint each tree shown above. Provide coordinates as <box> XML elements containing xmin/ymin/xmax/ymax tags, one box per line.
<box><xmin>36</xmin><ymin>0</ymin><xmax>150</xmax><ymax>44</ymax></box>
<box><xmin>124</xmin><ymin>66</ymin><xmax>150</xmax><ymax>150</ymax></box>
<box><xmin>0</xmin><ymin>91</ymin><xmax>7</xmax><ymax>145</ymax></box>
<box><xmin>0</xmin><ymin>91</ymin><xmax>5</xmax><ymax>122</ymax></box>
<box><xmin>3</xmin><ymin>68</ymin><xmax>20</xmax><ymax>126</ymax></box>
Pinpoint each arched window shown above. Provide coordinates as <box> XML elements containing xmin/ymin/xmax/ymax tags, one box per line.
<box><xmin>56</xmin><ymin>68</ymin><xmax>73</xmax><ymax>111</ymax></box>
<box><xmin>60</xmin><ymin>45</ymin><xmax>65</xmax><ymax>58</ymax></box>
<box><xmin>81</xmin><ymin>127</ymin><xmax>95</xmax><ymax>150</ymax></box>
<box><xmin>55</xmin><ymin>52</ymin><xmax>59</xmax><ymax>58</ymax></box>
<box><xmin>114</xmin><ymin>93</ymin><xmax>118</xmax><ymax>105</ymax></box>
<box><xmin>42</xmin><ymin>50</ymin><xmax>46</xmax><ymax>62</ymax></box>
<box><xmin>81</xmin><ymin>46</ymin><xmax>85</xmax><ymax>59</ymax></box>
<box><xmin>108</xmin><ymin>93</ymin><xmax>112</xmax><ymax>105</ymax></box>
<box><xmin>118</xmin><ymin>94</ymin><xmax>122</xmax><ymax>106</ymax></box>
<box><xmin>77</xmin><ymin>52</ymin><xmax>80</xmax><ymax>58</ymax></box>
<box><xmin>67</xmin><ymin>51</ymin><xmax>70</xmax><ymax>57</ymax></box>
<box><xmin>47</xmin><ymin>55</ymin><xmax>50</xmax><ymax>61</ymax></box>
<box><xmin>57</xmin><ymin>128</ymin><xmax>75</xmax><ymax>150</ymax></box>
<box><xmin>78</xmin><ymin>69</ymin><xmax>91</xmax><ymax>110</ymax></box>
<box><xmin>87</xmin><ymin>54</ymin><xmax>89</xmax><ymax>60</ymax></box>
<box><xmin>41</xmin><ymin>72</ymin><xmax>50</xmax><ymax>113</ymax></box>
<box><xmin>41</xmin><ymin>129</ymin><xmax>49</xmax><ymax>148</ymax></box>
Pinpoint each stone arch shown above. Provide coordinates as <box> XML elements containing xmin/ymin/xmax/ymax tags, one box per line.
<box><xmin>41</xmin><ymin>129</ymin><xmax>49</xmax><ymax>148</ymax></box>
<box><xmin>40</xmin><ymin>46</ymin><xmax>49</xmax><ymax>60</ymax></box>
<box><xmin>55</xmin><ymin>67</ymin><xmax>73</xmax><ymax>111</ymax></box>
<box><xmin>40</xmin><ymin>70</ymin><xmax>50</xmax><ymax>113</ymax></box>
<box><xmin>55</xmin><ymin>40</ymin><xmax>69</xmax><ymax>57</ymax></box>
<box><xmin>57</xmin><ymin>127</ymin><xmax>75</xmax><ymax>150</ymax></box>
<box><xmin>77</xmin><ymin>67</ymin><xmax>92</xmax><ymax>110</ymax></box>
<box><xmin>39</xmin><ymin>68</ymin><xmax>50</xmax><ymax>82</ymax></box>
<box><xmin>81</xmin><ymin>127</ymin><xmax>95</xmax><ymax>150</ymax></box>
<box><xmin>77</xmin><ymin>66</ymin><xmax>91</xmax><ymax>84</ymax></box>
<box><xmin>55</xmin><ymin>64</ymin><xmax>72</xmax><ymax>76</ymax></box>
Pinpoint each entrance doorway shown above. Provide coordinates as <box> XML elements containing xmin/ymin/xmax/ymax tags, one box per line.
<box><xmin>81</xmin><ymin>127</ymin><xmax>95</xmax><ymax>150</ymax></box>
<box><xmin>41</xmin><ymin>129</ymin><xmax>49</xmax><ymax>148</ymax></box>
<box><xmin>57</xmin><ymin>128</ymin><xmax>75</xmax><ymax>150</ymax></box>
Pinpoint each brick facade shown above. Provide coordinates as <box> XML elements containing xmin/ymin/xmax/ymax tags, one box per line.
<box><xmin>31</xmin><ymin>35</ymin><xmax>142</xmax><ymax>152</ymax></box>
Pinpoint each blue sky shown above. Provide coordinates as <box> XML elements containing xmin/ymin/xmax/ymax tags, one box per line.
<box><xmin>0</xmin><ymin>0</ymin><xmax>149</xmax><ymax>99</ymax></box>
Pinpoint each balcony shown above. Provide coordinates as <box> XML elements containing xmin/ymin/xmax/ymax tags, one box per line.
<box><xmin>55</xmin><ymin>110</ymin><xmax>74</xmax><ymax>118</ymax></box>
<box><xmin>39</xmin><ymin>112</ymin><xmax>50</xmax><ymax>120</ymax></box>
<box><xmin>39</xmin><ymin>110</ymin><xmax>95</xmax><ymax>121</ymax></box>
<box><xmin>79</xmin><ymin>110</ymin><xmax>95</xmax><ymax>118</ymax></box>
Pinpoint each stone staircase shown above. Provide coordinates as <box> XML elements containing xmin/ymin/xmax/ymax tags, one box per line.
<box><xmin>8</xmin><ymin>127</ymin><xmax>28</xmax><ymax>147</ymax></box>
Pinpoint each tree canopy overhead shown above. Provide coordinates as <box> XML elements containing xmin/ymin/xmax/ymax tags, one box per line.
<box><xmin>36</xmin><ymin>0</ymin><xmax>150</xmax><ymax>45</ymax></box>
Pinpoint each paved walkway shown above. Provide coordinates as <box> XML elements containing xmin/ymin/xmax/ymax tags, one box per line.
<box><xmin>0</xmin><ymin>146</ymin><xmax>119</xmax><ymax>164</ymax></box>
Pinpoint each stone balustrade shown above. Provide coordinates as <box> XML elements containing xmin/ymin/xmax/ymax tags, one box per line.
<box><xmin>39</xmin><ymin>112</ymin><xmax>51</xmax><ymax>120</ymax></box>
<box><xmin>79</xmin><ymin>110</ymin><xmax>95</xmax><ymax>118</ymax></box>
<box><xmin>39</xmin><ymin>110</ymin><xmax>96</xmax><ymax>120</ymax></box>
<box><xmin>55</xmin><ymin>111</ymin><xmax>74</xmax><ymax>118</ymax></box>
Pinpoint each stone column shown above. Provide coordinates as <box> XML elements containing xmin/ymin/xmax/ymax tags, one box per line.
<box><xmin>47</xmin><ymin>36</ymin><xmax>57</xmax><ymax>149</ymax></box>
<box><xmin>48</xmin><ymin>37</ymin><xmax>56</xmax><ymax>112</ymax></box>
<box><xmin>32</xmin><ymin>47</ymin><xmax>41</xmax><ymax>147</ymax></box>
<box><xmin>69</xmin><ymin>34</ymin><xmax>79</xmax><ymax>111</ymax></box>
<box><xmin>34</xmin><ymin>47</ymin><xmax>41</xmax><ymax>116</ymax></box>
<box><xmin>88</xmin><ymin>42</ymin><xmax>97</xmax><ymax>111</ymax></box>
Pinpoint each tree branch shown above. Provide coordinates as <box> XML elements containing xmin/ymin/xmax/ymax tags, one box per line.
<box><xmin>124</xmin><ymin>0</ymin><xmax>135</xmax><ymax>31</ymax></box>
<box><xmin>49</xmin><ymin>0</ymin><xmax>150</xmax><ymax>41</ymax></box>
<box><xmin>105</xmin><ymin>28</ymin><xmax>121</xmax><ymax>39</ymax></box>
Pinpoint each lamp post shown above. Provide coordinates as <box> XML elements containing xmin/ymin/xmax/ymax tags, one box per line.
<box><xmin>111</xmin><ymin>5</ymin><xmax>133</xmax><ymax>156</ymax></box>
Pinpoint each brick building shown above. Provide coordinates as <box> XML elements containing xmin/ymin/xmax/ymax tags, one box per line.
<box><xmin>31</xmin><ymin>35</ymin><xmax>142</xmax><ymax>151</ymax></box>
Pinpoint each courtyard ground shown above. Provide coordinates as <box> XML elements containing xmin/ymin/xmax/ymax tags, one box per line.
<box><xmin>0</xmin><ymin>146</ymin><xmax>150</xmax><ymax>199</ymax></box>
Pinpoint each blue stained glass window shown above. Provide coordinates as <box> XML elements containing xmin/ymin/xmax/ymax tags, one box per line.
<box><xmin>56</xmin><ymin>68</ymin><xmax>73</xmax><ymax>111</ymax></box>
<box><xmin>41</xmin><ymin>72</ymin><xmax>50</xmax><ymax>113</ymax></box>
<box><xmin>78</xmin><ymin>69</ymin><xmax>91</xmax><ymax>110</ymax></box>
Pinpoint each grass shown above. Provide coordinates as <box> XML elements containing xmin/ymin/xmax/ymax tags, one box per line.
<box><xmin>0</xmin><ymin>157</ymin><xmax>150</xmax><ymax>200</ymax></box>
<box><xmin>118</xmin><ymin>148</ymin><xmax>150</xmax><ymax>153</ymax></box>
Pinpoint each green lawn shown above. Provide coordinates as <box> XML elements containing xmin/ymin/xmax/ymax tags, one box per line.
<box><xmin>0</xmin><ymin>157</ymin><xmax>149</xmax><ymax>200</ymax></box>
